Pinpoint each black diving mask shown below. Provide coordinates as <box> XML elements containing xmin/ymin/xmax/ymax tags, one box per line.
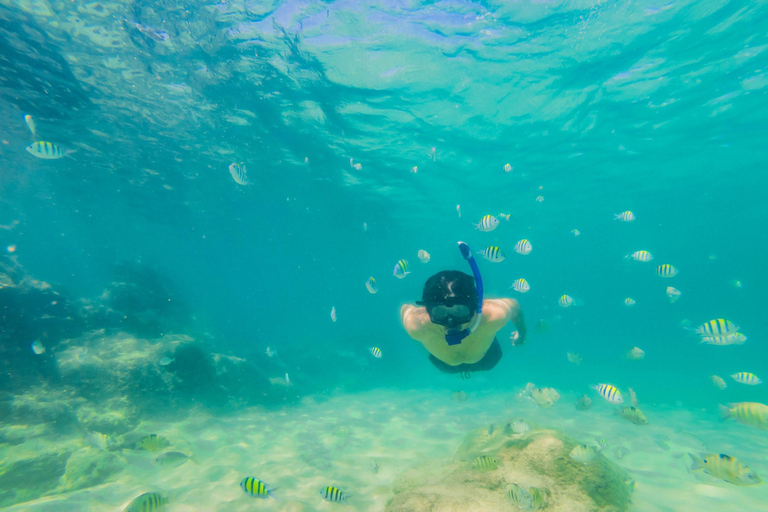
<box><xmin>418</xmin><ymin>299</ymin><xmax>474</xmax><ymax>328</ymax></box>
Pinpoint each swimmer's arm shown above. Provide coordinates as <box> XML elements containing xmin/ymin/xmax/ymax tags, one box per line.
<box><xmin>400</xmin><ymin>304</ymin><xmax>436</xmax><ymax>341</ymax></box>
<box><xmin>481</xmin><ymin>298</ymin><xmax>527</xmax><ymax>344</ymax></box>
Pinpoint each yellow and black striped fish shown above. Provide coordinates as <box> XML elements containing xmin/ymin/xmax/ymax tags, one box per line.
<box><xmin>591</xmin><ymin>383</ymin><xmax>623</xmax><ymax>404</ymax></box>
<box><xmin>718</xmin><ymin>402</ymin><xmax>768</xmax><ymax>430</ymax></box>
<box><xmin>731</xmin><ymin>372</ymin><xmax>762</xmax><ymax>385</ymax></box>
<box><xmin>656</xmin><ymin>264</ymin><xmax>678</xmax><ymax>277</ymax></box>
<box><xmin>694</xmin><ymin>318</ymin><xmax>739</xmax><ymax>337</ymax></box>
<box><xmin>369</xmin><ymin>346</ymin><xmax>382</xmax><ymax>358</ymax></box>
<box><xmin>507</xmin><ymin>483</ymin><xmax>532</xmax><ymax>508</ymax></box>
<box><xmin>700</xmin><ymin>333</ymin><xmax>746</xmax><ymax>345</ymax></box>
<box><xmin>514</xmin><ymin>239</ymin><xmax>532</xmax><ymax>255</ymax></box>
<box><xmin>26</xmin><ymin>141</ymin><xmax>73</xmax><ymax>160</ymax></box>
<box><xmin>136</xmin><ymin>434</ymin><xmax>170</xmax><ymax>452</ymax></box>
<box><xmin>529</xmin><ymin>486</ymin><xmax>548</xmax><ymax>510</ymax></box>
<box><xmin>478</xmin><ymin>246</ymin><xmax>505</xmax><ymax>262</ymax></box>
<box><xmin>475</xmin><ymin>214</ymin><xmax>499</xmax><ymax>232</ymax></box>
<box><xmin>511</xmin><ymin>278</ymin><xmax>529</xmax><ymax>293</ymax></box>
<box><xmin>472</xmin><ymin>455</ymin><xmax>498</xmax><ymax>470</ymax></box>
<box><xmin>689</xmin><ymin>453</ymin><xmax>762</xmax><ymax>486</ymax></box>
<box><xmin>319</xmin><ymin>485</ymin><xmax>348</xmax><ymax>503</ymax></box>
<box><xmin>627</xmin><ymin>250</ymin><xmax>653</xmax><ymax>262</ymax></box>
<box><xmin>393</xmin><ymin>259</ymin><xmax>410</xmax><ymax>278</ymax></box>
<box><xmin>123</xmin><ymin>492</ymin><xmax>168</xmax><ymax>512</ymax></box>
<box><xmin>240</xmin><ymin>476</ymin><xmax>276</xmax><ymax>499</ymax></box>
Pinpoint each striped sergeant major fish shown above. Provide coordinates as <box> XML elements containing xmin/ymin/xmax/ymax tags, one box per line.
<box><xmin>123</xmin><ymin>492</ymin><xmax>168</xmax><ymax>512</ymax></box>
<box><xmin>656</xmin><ymin>264</ymin><xmax>678</xmax><ymax>277</ymax></box>
<box><xmin>240</xmin><ymin>477</ymin><xmax>277</xmax><ymax>499</ymax></box>
<box><xmin>507</xmin><ymin>483</ymin><xmax>532</xmax><ymax>509</ymax></box>
<box><xmin>558</xmin><ymin>294</ymin><xmax>574</xmax><ymax>308</ymax></box>
<box><xmin>319</xmin><ymin>485</ymin><xmax>349</xmax><ymax>503</ymax></box>
<box><xmin>688</xmin><ymin>453</ymin><xmax>762</xmax><ymax>486</ymax></box>
<box><xmin>475</xmin><ymin>214</ymin><xmax>499</xmax><ymax>232</ymax></box>
<box><xmin>731</xmin><ymin>372</ymin><xmax>762</xmax><ymax>386</ymax></box>
<box><xmin>718</xmin><ymin>402</ymin><xmax>768</xmax><ymax>431</ymax></box>
<box><xmin>514</xmin><ymin>239</ymin><xmax>532</xmax><ymax>255</ymax></box>
<box><xmin>478</xmin><ymin>246</ymin><xmax>505</xmax><ymax>262</ymax></box>
<box><xmin>229</xmin><ymin>162</ymin><xmax>249</xmax><ymax>185</ymax></box>
<box><xmin>693</xmin><ymin>318</ymin><xmax>739</xmax><ymax>337</ymax></box>
<box><xmin>528</xmin><ymin>486</ymin><xmax>549</xmax><ymax>510</ymax></box>
<box><xmin>393</xmin><ymin>259</ymin><xmax>410</xmax><ymax>278</ymax></box>
<box><xmin>510</xmin><ymin>278</ymin><xmax>529</xmax><ymax>293</ymax></box>
<box><xmin>700</xmin><ymin>333</ymin><xmax>746</xmax><ymax>345</ymax></box>
<box><xmin>614</xmin><ymin>210</ymin><xmax>635</xmax><ymax>222</ymax></box>
<box><xmin>26</xmin><ymin>141</ymin><xmax>75</xmax><ymax>159</ymax></box>
<box><xmin>472</xmin><ymin>455</ymin><xmax>498</xmax><ymax>470</ymax></box>
<box><xmin>369</xmin><ymin>346</ymin><xmax>382</xmax><ymax>358</ymax></box>
<box><xmin>592</xmin><ymin>383</ymin><xmax>623</xmax><ymax>404</ymax></box>
<box><xmin>627</xmin><ymin>250</ymin><xmax>653</xmax><ymax>262</ymax></box>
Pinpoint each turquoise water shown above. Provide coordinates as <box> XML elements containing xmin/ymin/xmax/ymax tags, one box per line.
<box><xmin>1</xmin><ymin>0</ymin><xmax>768</xmax><ymax>510</ymax></box>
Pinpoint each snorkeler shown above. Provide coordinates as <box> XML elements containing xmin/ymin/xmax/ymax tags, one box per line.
<box><xmin>400</xmin><ymin>242</ymin><xmax>526</xmax><ymax>376</ymax></box>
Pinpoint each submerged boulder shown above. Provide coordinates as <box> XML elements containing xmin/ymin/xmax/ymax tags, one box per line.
<box><xmin>386</xmin><ymin>424</ymin><xmax>633</xmax><ymax>512</ymax></box>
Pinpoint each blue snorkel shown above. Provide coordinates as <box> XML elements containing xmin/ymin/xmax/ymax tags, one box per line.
<box><xmin>445</xmin><ymin>241</ymin><xmax>484</xmax><ymax>346</ymax></box>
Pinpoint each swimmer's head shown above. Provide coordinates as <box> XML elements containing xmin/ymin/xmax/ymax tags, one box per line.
<box><xmin>417</xmin><ymin>270</ymin><xmax>478</xmax><ymax>328</ymax></box>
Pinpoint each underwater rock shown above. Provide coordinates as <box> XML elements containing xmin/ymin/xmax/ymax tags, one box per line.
<box><xmin>75</xmin><ymin>399</ymin><xmax>139</xmax><ymax>436</ymax></box>
<box><xmin>100</xmin><ymin>262</ymin><xmax>190</xmax><ymax>337</ymax></box>
<box><xmin>57</xmin><ymin>331</ymin><xmax>176</xmax><ymax>413</ymax></box>
<box><xmin>0</xmin><ymin>259</ymin><xmax>85</xmax><ymax>392</ymax></box>
<box><xmin>387</xmin><ymin>425</ymin><xmax>633</xmax><ymax>512</ymax></box>
<box><xmin>0</xmin><ymin>437</ymin><xmax>79</xmax><ymax>508</ymax></box>
<box><xmin>56</xmin><ymin>448</ymin><xmax>124</xmax><ymax>493</ymax></box>
<box><xmin>2</xmin><ymin>388</ymin><xmax>80</xmax><ymax>433</ymax></box>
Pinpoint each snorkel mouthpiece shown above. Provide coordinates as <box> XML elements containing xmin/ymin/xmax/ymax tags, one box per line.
<box><xmin>445</xmin><ymin>242</ymin><xmax>484</xmax><ymax>346</ymax></box>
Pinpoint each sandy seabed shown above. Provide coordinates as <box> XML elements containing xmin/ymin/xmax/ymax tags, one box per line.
<box><xmin>4</xmin><ymin>388</ymin><xmax>768</xmax><ymax>512</ymax></box>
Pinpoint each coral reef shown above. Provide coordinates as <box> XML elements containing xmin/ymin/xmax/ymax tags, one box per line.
<box><xmin>386</xmin><ymin>424</ymin><xmax>633</xmax><ymax>512</ymax></box>
<box><xmin>0</xmin><ymin>258</ymin><xmax>295</xmax><ymax>508</ymax></box>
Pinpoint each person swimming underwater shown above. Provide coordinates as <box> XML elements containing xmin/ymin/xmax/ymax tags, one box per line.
<box><xmin>400</xmin><ymin>242</ymin><xmax>526</xmax><ymax>375</ymax></box>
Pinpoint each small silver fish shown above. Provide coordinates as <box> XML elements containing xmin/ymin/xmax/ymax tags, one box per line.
<box><xmin>229</xmin><ymin>162</ymin><xmax>249</xmax><ymax>185</ymax></box>
<box><xmin>153</xmin><ymin>451</ymin><xmax>191</xmax><ymax>468</ymax></box>
<box><xmin>614</xmin><ymin>446</ymin><xmax>630</xmax><ymax>459</ymax></box>
<box><xmin>24</xmin><ymin>114</ymin><xmax>36</xmax><ymax>136</ymax></box>
<box><xmin>124</xmin><ymin>18</ymin><xmax>170</xmax><ymax>42</ymax></box>
<box><xmin>87</xmin><ymin>431</ymin><xmax>109</xmax><ymax>451</ymax></box>
<box><xmin>575</xmin><ymin>395</ymin><xmax>592</xmax><ymax>411</ymax></box>
<box><xmin>566</xmin><ymin>352</ymin><xmax>582</xmax><ymax>365</ymax></box>
<box><xmin>370</xmin><ymin>458</ymin><xmax>379</xmax><ymax>474</ymax></box>
<box><xmin>159</xmin><ymin>357</ymin><xmax>173</xmax><ymax>366</ymax></box>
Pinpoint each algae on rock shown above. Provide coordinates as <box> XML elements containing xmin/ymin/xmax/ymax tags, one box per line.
<box><xmin>386</xmin><ymin>424</ymin><xmax>633</xmax><ymax>512</ymax></box>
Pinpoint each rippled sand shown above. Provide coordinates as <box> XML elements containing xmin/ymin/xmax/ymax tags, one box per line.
<box><xmin>5</xmin><ymin>388</ymin><xmax>768</xmax><ymax>511</ymax></box>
